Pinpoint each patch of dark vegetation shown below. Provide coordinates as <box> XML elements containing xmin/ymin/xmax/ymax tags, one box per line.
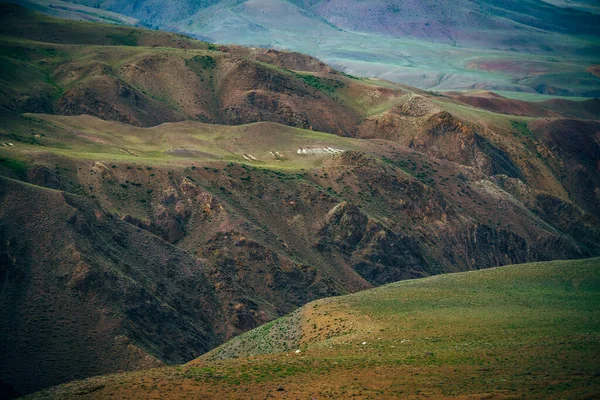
<box><xmin>338</xmin><ymin>70</ymin><xmax>359</xmax><ymax>80</ymax></box>
<box><xmin>6</xmin><ymin>132</ymin><xmax>43</xmax><ymax>146</ymax></box>
<box><xmin>186</xmin><ymin>55</ymin><xmax>216</xmax><ymax>72</ymax></box>
<box><xmin>0</xmin><ymin>378</ymin><xmax>21</xmax><ymax>400</ymax></box>
<box><xmin>316</xmin><ymin>201</ymin><xmax>432</xmax><ymax>284</ymax></box>
<box><xmin>0</xmin><ymin>157</ymin><xmax>28</xmax><ymax>180</ymax></box>
<box><xmin>107</xmin><ymin>31</ymin><xmax>139</xmax><ymax>46</ymax></box>
<box><xmin>511</xmin><ymin>120</ymin><xmax>534</xmax><ymax>138</ymax></box>
<box><xmin>292</xmin><ymin>73</ymin><xmax>344</xmax><ymax>95</ymax></box>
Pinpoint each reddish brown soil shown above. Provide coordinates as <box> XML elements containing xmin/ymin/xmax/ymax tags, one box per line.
<box><xmin>587</xmin><ymin>65</ymin><xmax>600</xmax><ymax>78</ymax></box>
<box><xmin>448</xmin><ymin>94</ymin><xmax>557</xmax><ymax>117</ymax></box>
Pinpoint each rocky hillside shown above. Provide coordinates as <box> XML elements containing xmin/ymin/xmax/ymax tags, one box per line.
<box><xmin>29</xmin><ymin>258</ymin><xmax>600</xmax><ymax>399</ymax></box>
<box><xmin>0</xmin><ymin>5</ymin><xmax>599</xmax><ymax>396</ymax></box>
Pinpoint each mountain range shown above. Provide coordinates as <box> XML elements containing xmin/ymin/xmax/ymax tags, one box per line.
<box><xmin>0</xmin><ymin>3</ymin><xmax>599</xmax><ymax>398</ymax></box>
<box><xmin>12</xmin><ymin>0</ymin><xmax>600</xmax><ymax>95</ymax></box>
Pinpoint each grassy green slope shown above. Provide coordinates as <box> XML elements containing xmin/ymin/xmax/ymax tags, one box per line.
<box><xmin>31</xmin><ymin>258</ymin><xmax>600</xmax><ymax>399</ymax></box>
<box><xmin>0</xmin><ymin>113</ymin><xmax>361</xmax><ymax>169</ymax></box>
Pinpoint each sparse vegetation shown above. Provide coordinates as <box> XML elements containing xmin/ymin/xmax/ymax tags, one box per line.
<box><xmin>0</xmin><ymin>157</ymin><xmax>28</xmax><ymax>179</ymax></box>
<box><xmin>31</xmin><ymin>258</ymin><xmax>600</xmax><ymax>399</ymax></box>
<box><xmin>186</xmin><ymin>54</ymin><xmax>216</xmax><ymax>71</ymax></box>
<box><xmin>1</xmin><ymin>4</ymin><xmax>599</xmax><ymax>398</ymax></box>
<box><xmin>292</xmin><ymin>72</ymin><xmax>344</xmax><ymax>95</ymax></box>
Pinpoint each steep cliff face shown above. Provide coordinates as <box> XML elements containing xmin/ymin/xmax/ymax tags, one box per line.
<box><xmin>316</xmin><ymin>201</ymin><xmax>431</xmax><ymax>284</ymax></box>
<box><xmin>314</xmin><ymin>198</ymin><xmax>584</xmax><ymax>288</ymax></box>
<box><xmin>530</xmin><ymin>119</ymin><xmax>600</xmax><ymax>216</ymax></box>
<box><xmin>308</xmin><ymin>149</ymin><xmax>588</xmax><ymax>285</ymax></box>
<box><xmin>493</xmin><ymin>174</ymin><xmax>600</xmax><ymax>253</ymax></box>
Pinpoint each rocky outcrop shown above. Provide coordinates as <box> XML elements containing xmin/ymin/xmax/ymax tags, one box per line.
<box><xmin>493</xmin><ymin>174</ymin><xmax>600</xmax><ymax>254</ymax></box>
<box><xmin>442</xmin><ymin>223</ymin><xmax>538</xmax><ymax>269</ymax></box>
<box><xmin>27</xmin><ymin>166</ymin><xmax>63</xmax><ymax>190</ymax></box>
<box><xmin>316</xmin><ymin>202</ymin><xmax>431</xmax><ymax>284</ymax></box>
<box><xmin>0</xmin><ymin>178</ymin><xmax>222</xmax><ymax>395</ymax></box>
<box><xmin>358</xmin><ymin>101</ymin><xmax>523</xmax><ymax>179</ymax></box>
<box><xmin>203</xmin><ymin>231</ymin><xmax>342</xmax><ymax>338</ymax></box>
<box><xmin>531</xmin><ymin>119</ymin><xmax>600</xmax><ymax>216</ymax></box>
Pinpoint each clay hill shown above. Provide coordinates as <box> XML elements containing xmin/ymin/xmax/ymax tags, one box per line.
<box><xmin>0</xmin><ymin>4</ymin><xmax>599</xmax><ymax>397</ymax></box>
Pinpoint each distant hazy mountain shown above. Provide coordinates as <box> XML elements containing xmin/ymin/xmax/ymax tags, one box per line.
<box><xmin>53</xmin><ymin>0</ymin><xmax>600</xmax><ymax>42</ymax></box>
<box><xmin>14</xmin><ymin>0</ymin><xmax>600</xmax><ymax>94</ymax></box>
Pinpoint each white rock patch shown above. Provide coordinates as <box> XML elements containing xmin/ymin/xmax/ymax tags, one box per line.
<box><xmin>297</xmin><ymin>147</ymin><xmax>344</xmax><ymax>155</ymax></box>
